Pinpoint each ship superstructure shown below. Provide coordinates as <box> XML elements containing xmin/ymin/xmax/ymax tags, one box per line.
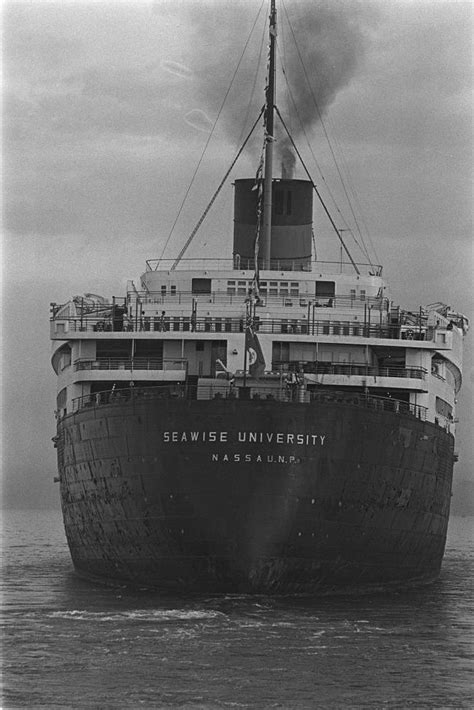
<box><xmin>50</xmin><ymin>1</ymin><xmax>468</xmax><ymax>593</ymax></box>
<box><xmin>51</xmin><ymin>229</ymin><xmax>465</xmax><ymax>435</ymax></box>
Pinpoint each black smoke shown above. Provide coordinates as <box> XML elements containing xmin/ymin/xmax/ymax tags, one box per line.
<box><xmin>184</xmin><ymin>0</ymin><xmax>376</xmax><ymax>174</ymax></box>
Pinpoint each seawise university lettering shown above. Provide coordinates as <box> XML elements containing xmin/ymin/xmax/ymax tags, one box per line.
<box><xmin>162</xmin><ymin>431</ymin><xmax>326</xmax><ymax>445</ymax></box>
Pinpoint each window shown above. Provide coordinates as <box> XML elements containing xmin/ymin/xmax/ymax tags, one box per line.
<box><xmin>171</xmin><ymin>285</ymin><xmax>176</xmax><ymax>295</ymax></box>
<box><xmin>350</xmin><ymin>289</ymin><xmax>356</xmax><ymax>300</ymax></box>
<box><xmin>435</xmin><ymin>397</ymin><xmax>453</xmax><ymax>418</ymax></box>
<box><xmin>290</xmin><ymin>282</ymin><xmax>299</xmax><ymax>296</ymax></box>
<box><xmin>360</xmin><ymin>290</ymin><xmax>366</xmax><ymax>301</ymax></box>
<box><xmin>227</xmin><ymin>280</ymin><xmax>236</xmax><ymax>295</ymax></box>
<box><xmin>269</xmin><ymin>281</ymin><xmax>278</xmax><ymax>296</ymax></box>
<box><xmin>161</xmin><ymin>285</ymin><xmax>166</xmax><ymax>295</ymax></box>
<box><xmin>192</xmin><ymin>278</ymin><xmax>211</xmax><ymax>294</ymax></box>
<box><xmin>237</xmin><ymin>280</ymin><xmax>247</xmax><ymax>295</ymax></box>
<box><xmin>272</xmin><ymin>341</ymin><xmax>289</xmax><ymax>367</ymax></box>
<box><xmin>57</xmin><ymin>388</ymin><xmax>67</xmax><ymax>410</ymax></box>
<box><xmin>280</xmin><ymin>282</ymin><xmax>289</xmax><ymax>296</ymax></box>
<box><xmin>315</xmin><ymin>281</ymin><xmax>335</xmax><ymax>297</ymax></box>
<box><xmin>60</xmin><ymin>349</ymin><xmax>71</xmax><ymax>370</ymax></box>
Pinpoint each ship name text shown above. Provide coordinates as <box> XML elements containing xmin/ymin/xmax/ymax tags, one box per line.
<box><xmin>211</xmin><ymin>454</ymin><xmax>300</xmax><ymax>464</ymax></box>
<box><xmin>162</xmin><ymin>431</ymin><xmax>326</xmax><ymax>445</ymax></box>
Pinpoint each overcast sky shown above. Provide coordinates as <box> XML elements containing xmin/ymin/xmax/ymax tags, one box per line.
<box><xmin>2</xmin><ymin>0</ymin><xmax>473</xmax><ymax>509</ymax></box>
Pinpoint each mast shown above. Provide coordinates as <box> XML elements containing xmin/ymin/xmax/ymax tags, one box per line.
<box><xmin>262</xmin><ymin>0</ymin><xmax>276</xmax><ymax>270</ymax></box>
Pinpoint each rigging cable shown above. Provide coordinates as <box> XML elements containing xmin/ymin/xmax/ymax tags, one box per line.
<box><xmin>280</xmin><ymin>69</ymin><xmax>372</xmax><ymax>266</ymax></box>
<box><xmin>280</xmin><ymin>0</ymin><xmax>375</xmax><ymax>267</ymax></box>
<box><xmin>236</xmin><ymin>3</ymin><xmax>267</xmax><ymax>149</ymax></box>
<box><xmin>277</xmin><ymin>52</ymin><xmax>351</xmax><ymax>229</ymax></box>
<box><xmin>275</xmin><ymin>106</ymin><xmax>360</xmax><ymax>275</ymax></box>
<box><xmin>329</xmin><ymin>125</ymin><xmax>381</xmax><ymax>264</ymax></box>
<box><xmin>157</xmin><ymin>0</ymin><xmax>267</xmax><ymax>268</ymax></box>
<box><xmin>324</xmin><ymin>119</ymin><xmax>375</xmax><ymax>264</ymax></box>
<box><xmin>170</xmin><ymin>108</ymin><xmax>264</xmax><ymax>270</ymax></box>
<box><xmin>276</xmin><ymin>38</ymin><xmax>362</xmax><ymax>259</ymax></box>
<box><xmin>277</xmin><ymin>8</ymin><xmax>294</xmax><ymax>140</ymax></box>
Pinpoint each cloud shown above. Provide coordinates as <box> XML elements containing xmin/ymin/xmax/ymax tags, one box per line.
<box><xmin>4</xmin><ymin>61</ymin><xmax>196</xmax><ymax>142</ymax></box>
<box><xmin>184</xmin><ymin>109</ymin><xmax>213</xmax><ymax>133</ymax></box>
<box><xmin>4</xmin><ymin>0</ymin><xmax>472</xmax><ymax>248</ymax></box>
<box><xmin>4</xmin><ymin>133</ymin><xmax>194</xmax><ymax>238</ymax></box>
<box><xmin>161</xmin><ymin>60</ymin><xmax>193</xmax><ymax>79</ymax></box>
<box><xmin>332</xmin><ymin>0</ymin><xmax>472</xmax><ymax>151</ymax></box>
<box><xmin>3</xmin><ymin>0</ymin><xmax>381</xmax><ymax>240</ymax></box>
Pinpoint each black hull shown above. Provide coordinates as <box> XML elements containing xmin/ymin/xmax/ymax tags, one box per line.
<box><xmin>56</xmin><ymin>398</ymin><xmax>454</xmax><ymax>594</ymax></box>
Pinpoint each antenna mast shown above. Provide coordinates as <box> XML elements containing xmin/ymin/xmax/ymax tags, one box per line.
<box><xmin>262</xmin><ymin>0</ymin><xmax>276</xmax><ymax>269</ymax></box>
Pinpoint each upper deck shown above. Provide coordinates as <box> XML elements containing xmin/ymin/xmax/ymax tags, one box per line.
<box><xmin>49</xmin><ymin>257</ymin><xmax>466</xmax><ymax>390</ymax></box>
<box><xmin>49</xmin><ymin>258</ymin><xmax>454</xmax><ymax>346</ymax></box>
<box><xmin>49</xmin><ymin>255</ymin><xmax>467</xmax><ymax>433</ymax></box>
<box><xmin>144</xmin><ymin>258</ymin><xmax>383</xmax><ymax>276</ymax></box>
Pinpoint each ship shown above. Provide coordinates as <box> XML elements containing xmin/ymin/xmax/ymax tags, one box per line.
<box><xmin>50</xmin><ymin>1</ymin><xmax>468</xmax><ymax>594</ymax></box>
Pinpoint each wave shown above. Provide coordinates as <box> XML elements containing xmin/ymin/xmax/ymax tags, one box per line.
<box><xmin>48</xmin><ymin>608</ymin><xmax>227</xmax><ymax>622</ymax></box>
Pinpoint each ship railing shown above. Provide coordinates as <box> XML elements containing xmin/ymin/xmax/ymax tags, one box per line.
<box><xmin>74</xmin><ymin>357</ymin><xmax>187</xmax><ymax>372</ymax></box>
<box><xmin>145</xmin><ymin>258</ymin><xmax>383</xmax><ymax>276</ymax></box>
<box><xmin>52</xmin><ymin>315</ymin><xmax>430</xmax><ymax>341</ymax></box>
<box><xmin>130</xmin><ymin>291</ymin><xmax>389</xmax><ymax>311</ymax></box>
<box><xmin>71</xmin><ymin>385</ymin><xmax>184</xmax><ymax>412</ymax></box>
<box><xmin>273</xmin><ymin>361</ymin><xmax>427</xmax><ymax>379</ymax></box>
<box><xmin>70</xmin><ymin>385</ymin><xmax>426</xmax><ymax>421</ymax></box>
<box><xmin>308</xmin><ymin>391</ymin><xmax>427</xmax><ymax>420</ymax></box>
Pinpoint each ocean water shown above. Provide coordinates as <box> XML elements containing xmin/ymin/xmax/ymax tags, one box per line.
<box><xmin>1</xmin><ymin>509</ymin><xmax>473</xmax><ymax>709</ymax></box>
